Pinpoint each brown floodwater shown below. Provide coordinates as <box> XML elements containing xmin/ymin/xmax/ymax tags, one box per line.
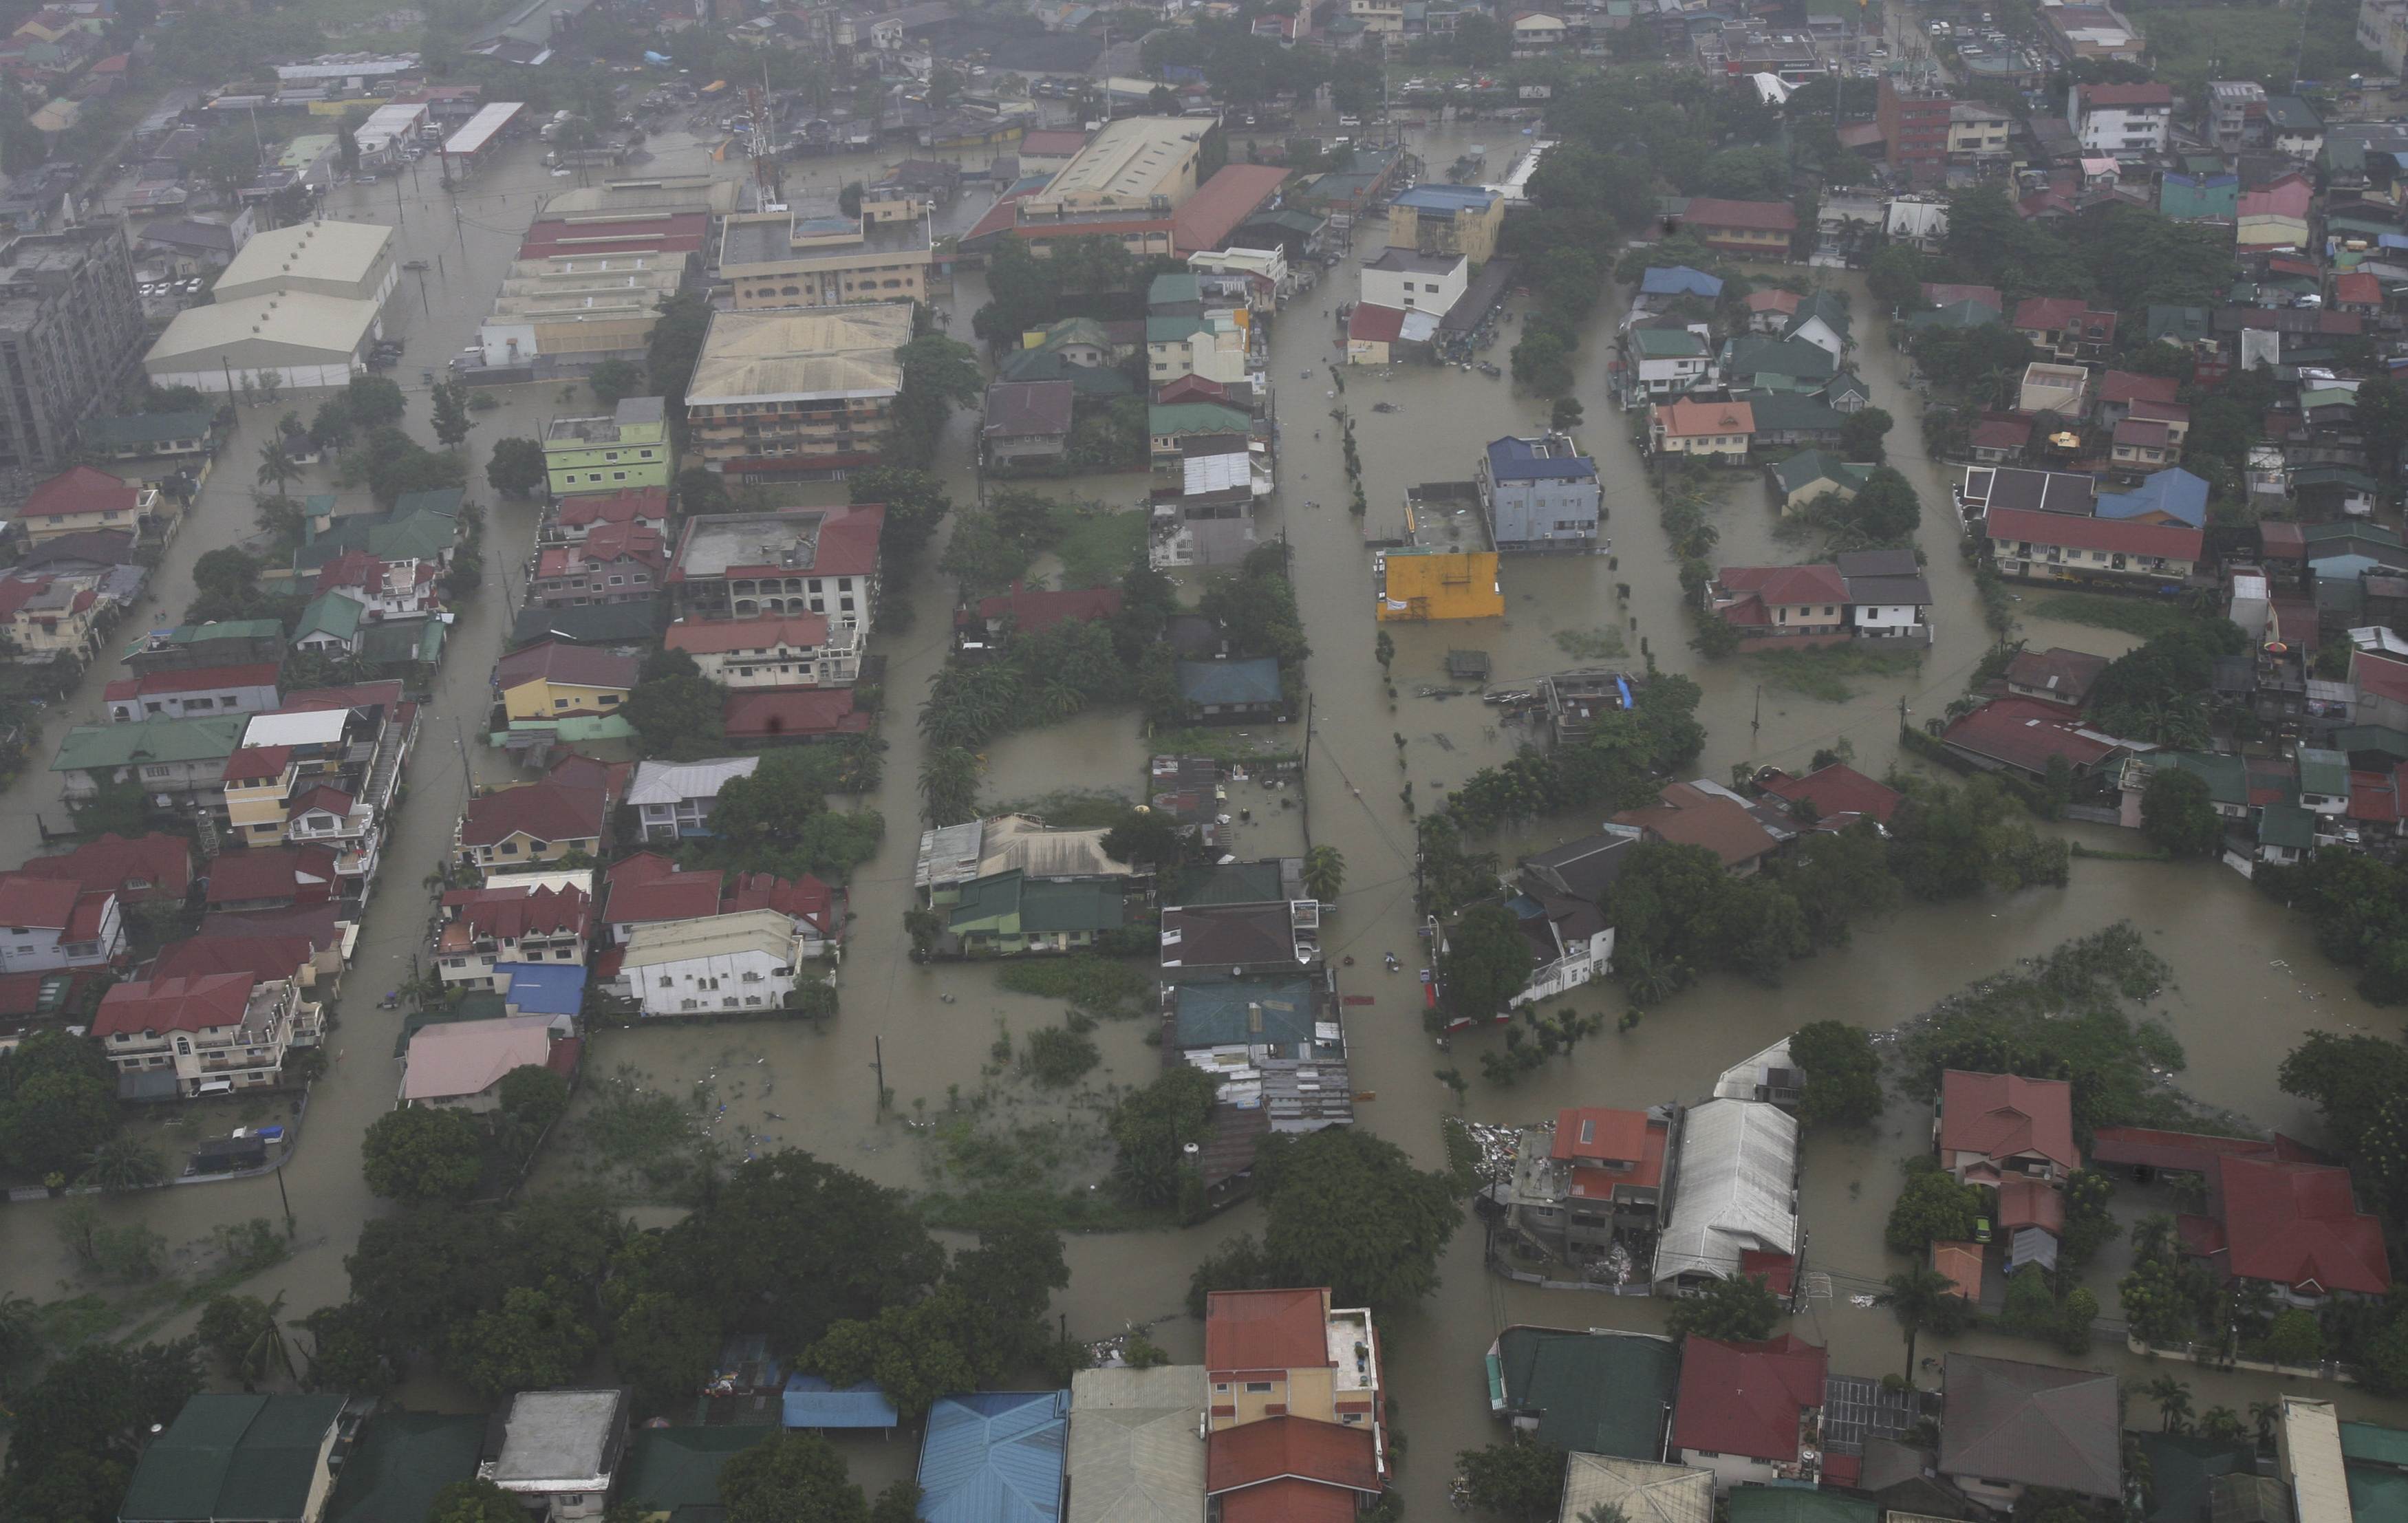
<box><xmin>3</xmin><ymin>115</ymin><xmax>2400</xmax><ymax>1498</ymax></box>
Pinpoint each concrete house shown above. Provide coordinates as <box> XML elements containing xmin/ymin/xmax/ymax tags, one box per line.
<box><xmin>488</xmin><ymin>1390</ymin><xmax>629</xmax><ymax>1522</ymax></box>
<box><xmin>628</xmin><ymin>756</ymin><xmax>762</xmax><ymax>843</ymax></box>
<box><xmin>93</xmin><ymin>971</ymin><xmax>323</xmax><ymax>1099</ymax></box>
<box><xmin>455</xmin><ymin>778</ymin><xmax>607</xmax><ymax>867</ymax></box>
<box><xmin>1479</xmin><ymin>434</ymin><xmax>1601</xmax><ymax>553</ymax></box>
<box><xmin>0</xmin><ymin>870</ymin><xmax>120</xmax><ymax>971</ymax></box>
<box><xmin>1937</xmin><ymin>1354</ymin><xmax>2120</xmax><ymax>1507</ymax></box>
<box><xmin>619</xmin><ymin>909</ymin><xmax>817</xmax><ymax>1017</ymax></box>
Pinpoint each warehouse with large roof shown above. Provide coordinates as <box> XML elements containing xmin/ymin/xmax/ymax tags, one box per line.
<box><xmin>143</xmin><ymin>219</ymin><xmax>397</xmax><ymax>393</ymax></box>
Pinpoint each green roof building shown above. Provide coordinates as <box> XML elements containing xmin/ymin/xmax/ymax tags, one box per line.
<box><xmin>1149</xmin><ymin>402</ymin><xmax>1253</xmax><ymax>442</ymax></box>
<box><xmin>51</xmin><ymin>713</ymin><xmax>248</xmax><ymax>792</ymax></box>
<box><xmin>1488</xmin><ymin>1326</ymin><xmax>1678</xmax><ymax>1458</ymax></box>
<box><xmin>120</xmin><ymin>1393</ymin><xmax>346</xmax><ymax>1523</ymax></box>
<box><xmin>294</xmin><ymin>493</ymin><xmax>462</xmax><ymax>572</ymax></box>
<box><xmin>358</xmin><ymin>616</ymin><xmax>444</xmax><ymax>670</ymax></box>
<box><xmin>294</xmin><ymin>592</ymin><xmax>363</xmax><ymax>651</ymax></box>
<box><xmin>1168</xmin><ymin>858</ymin><xmax>1288</xmax><ymax>906</ymax></box>
<box><xmin>1170</xmin><ymin>977</ymin><xmax>1320</xmax><ymax>1051</ymax></box>
<box><xmin>2135</xmin><ymin>1432</ymin><xmax>2255</xmax><ymax>1523</ymax></box>
<box><xmin>1724</xmin><ymin>335</ymin><xmax>1837</xmax><ymax>384</ymax></box>
<box><xmin>2147</xmin><ymin>305</ymin><xmax>2212</xmax><ymax>344</ymax></box>
<box><xmin>82</xmin><ymin>409</ymin><xmax>217</xmax><ymax>459</ymax></box>
<box><xmin>947</xmin><ymin>868</ymin><xmax>1125</xmax><ymax>955</ymax></box>
<box><xmin>1148</xmin><ymin>272</ymin><xmax>1203</xmax><ymax>310</ymax></box>
<box><xmin>325</xmin><ymin>1412</ymin><xmax>485</xmax><ymax>1523</ymax></box>
<box><xmin>2158</xmin><ymin>750</ymin><xmax>2248</xmax><ymax>812</ymax></box>
<box><xmin>1632</xmin><ymin>327</ymin><xmax>1710</xmax><ymax>359</ymax></box>
<box><xmin>1768</xmin><ymin>449</ymin><xmax>1870</xmax><ymax>510</ymax></box>
<box><xmin>998</xmin><ymin>347</ymin><xmax>1136</xmax><ymax>396</ymax></box>
<box><xmin>621</xmin><ymin>1427</ymin><xmax>776</xmax><ymax>1520</ymax></box>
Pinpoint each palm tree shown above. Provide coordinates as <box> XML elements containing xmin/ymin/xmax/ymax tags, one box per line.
<box><xmin>237</xmin><ymin>1292</ymin><xmax>297</xmax><ymax>1390</ymax></box>
<box><xmin>1878</xmin><ymin>1266</ymin><xmax>1967</xmax><ymax>1379</ymax></box>
<box><xmin>2199</xmin><ymin>1407</ymin><xmax>2247</xmax><ymax>1443</ymax></box>
<box><xmin>2131</xmin><ymin>1214</ymin><xmax>2179</xmax><ymax>1261</ymax></box>
<box><xmin>80</xmin><ymin>1136</ymin><xmax>164</xmax><ymax>1193</ymax></box>
<box><xmin>2145</xmin><ymin>1375</ymin><xmax>2194</xmax><ymax>1434</ymax></box>
<box><xmin>2250</xmin><ymin>1400</ymin><xmax>2281</xmax><ymax>1451</ymax></box>
<box><xmin>1301</xmin><ymin>845</ymin><xmax>1346</xmax><ymax>903</ymax></box>
<box><xmin>256</xmin><ymin>436</ymin><xmax>301</xmax><ymax>494</ymax></box>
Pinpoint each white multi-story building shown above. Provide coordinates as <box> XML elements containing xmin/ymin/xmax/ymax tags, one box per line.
<box><xmin>661</xmin><ymin>615</ymin><xmax>863</xmax><ymax>689</ymax></box>
<box><xmin>627</xmin><ymin>756</ymin><xmax>763</xmax><ymax>843</ymax></box>
<box><xmin>1359</xmin><ymin>248</ymin><xmax>1466</xmax><ymax>314</ymax></box>
<box><xmin>616</xmin><ymin>909</ymin><xmax>819</xmax><ymax>1017</ymax></box>
<box><xmin>2068</xmin><ymin>80</ymin><xmax>2172</xmax><ymax>155</ymax></box>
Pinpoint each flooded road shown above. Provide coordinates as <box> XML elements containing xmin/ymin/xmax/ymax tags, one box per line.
<box><xmin>3</xmin><ymin>114</ymin><xmax>2401</xmax><ymax>1491</ymax></box>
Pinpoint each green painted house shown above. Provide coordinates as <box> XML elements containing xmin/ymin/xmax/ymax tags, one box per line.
<box><xmin>946</xmin><ymin>867</ymin><xmax>1125</xmax><ymax>955</ymax></box>
<box><xmin>544</xmin><ymin>395</ymin><xmax>672</xmax><ymax>497</ymax></box>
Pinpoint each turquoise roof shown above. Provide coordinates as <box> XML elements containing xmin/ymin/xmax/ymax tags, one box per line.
<box><xmin>916</xmin><ymin>1391</ymin><xmax>1069</xmax><ymax>1523</ymax></box>
<box><xmin>1146</xmin><ymin>272</ymin><xmax>1201</xmax><ymax>309</ymax></box>
<box><xmin>1171</xmin><ymin>977</ymin><xmax>1319</xmax><ymax>1049</ymax></box>
<box><xmin>297</xmin><ymin>592</ymin><xmax>362</xmax><ymax>642</ymax></box>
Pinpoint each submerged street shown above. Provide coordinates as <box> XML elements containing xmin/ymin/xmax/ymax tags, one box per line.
<box><xmin>1</xmin><ymin>112</ymin><xmax>2400</xmax><ymax>1506</ymax></box>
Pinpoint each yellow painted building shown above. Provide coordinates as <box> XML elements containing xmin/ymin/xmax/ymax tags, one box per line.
<box><xmin>1375</xmin><ymin>546</ymin><xmax>1504</xmax><ymax>621</ymax></box>
<box><xmin>495</xmin><ymin>641</ymin><xmax>638</xmax><ymax>722</ymax></box>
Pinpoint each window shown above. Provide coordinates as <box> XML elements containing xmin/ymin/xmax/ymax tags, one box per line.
<box><xmin>1244</xmin><ymin>1381</ymin><xmax>1273</xmax><ymax>1393</ymax></box>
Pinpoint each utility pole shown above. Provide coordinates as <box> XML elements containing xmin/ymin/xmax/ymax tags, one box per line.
<box><xmin>872</xmin><ymin>1033</ymin><xmax>888</xmax><ymax>1112</ymax></box>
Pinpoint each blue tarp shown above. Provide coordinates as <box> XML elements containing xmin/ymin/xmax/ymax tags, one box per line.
<box><xmin>498</xmin><ymin>962</ymin><xmax>586</xmax><ymax>1017</ymax></box>
<box><xmin>1640</xmin><ymin>265</ymin><xmax>1724</xmax><ymax>299</ymax></box>
<box><xmin>783</xmin><ymin>1375</ymin><xmax>900</xmax><ymax>1429</ymax></box>
<box><xmin>916</xmin><ymin>1392</ymin><xmax>1070</xmax><ymax>1523</ymax></box>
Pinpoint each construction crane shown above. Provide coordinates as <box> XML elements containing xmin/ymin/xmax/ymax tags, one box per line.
<box><xmin>746</xmin><ymin>60</ymin><xmax>783</xmax><ymax>204</ymax></box>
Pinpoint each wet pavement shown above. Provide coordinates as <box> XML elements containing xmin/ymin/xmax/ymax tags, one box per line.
<box><xmin>1</xmin><ymin>114</ymin><xmax>2401</xmax><ymax>1498</ymax></box>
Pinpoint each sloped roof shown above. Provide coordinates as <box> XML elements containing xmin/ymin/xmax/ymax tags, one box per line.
<box><xmin>1651</xmin><ymin>1099</ymin><xmax>1799</xmax><ymax>1284</ymax></box>
<box><xmin>1757</xmin><ymin>762</ymin><xmax>1902</xmax><ymax>824</ymax></box>
<box><xmin>1176</xmin><ymin>658</ymin><xmax>1282</xmax><ymax>706</ymax></box>
<box><xmin>205</xmin><ymin>844</ymin><xmax>336</xmax><ymax>907</ymax></box>
<box><xmin>402</xmin><ymin>1015</ymin><xmax>555</xmax><ymax>1103</ymax></box>
<box><xmin>1064</xmin><ymin>1365</ymin><xmax>1209</xmax><ymax>1523</ymax></box>
<box><xmin>1655</xmin><ymin>398</ymin><xmax>1755</xmax><ymax>438</ymax></box>
<box><xmin>495</xmin><ymin>639</ymin><xmax>641</xmax><ymax>694</ymax></box>
<box><xmin>19</xmin><ymin>831</ymin><xmax>190</xmax><ymax>901</ymax></box>
<box><xmin>1938</xmin><ymin>1354</ymin><xmax>2120</xmax><ymax>1497</ymax></box>
<box><xmin>325</xmin><ymin>1412</ymin><xmax>485</xmax><ymax>1523</ymax></box>
<box><xmin>918</xmin><ymin>1391</ymin><xmax>1071</xmax><ymax>1523</ymax></box>
<box><xmin>2216</xmin><ymin>1154</ymin><xmax>2390</xmax><ymax>1295</ymax></box>
<box><xmin>459</xmin><ymin>779</ymin><xmax>606</xmax><ymax>847</ymax></box>
<box><xmin>1642</xmin><ymin>266</ymin><xmax>1724</xmax><ymax>298</ymax></box>
<box><xmin>1671</xmin><ymin>1335</ymin><xmax>1827</xmax><ymax>1461</ymax></box>
<box><xmin>984</xmin><ymin>379</ymin><xmax>1077</xmax><ymax>437</ymax></box>
<box><xmin>1348</xmin><ymin>303</ymin><xmax>1406</xmax><ymax>343</ymax></box>
<box><xmin>120</xmin><ymin>1394</ymin><xmax>345</xmax><ymax>1523</ymax></box>
<box><xmin>1681</xmin><ymin>196</ymin><xmax>1796</xmax><ymax>231</ymax></box>
<box><xmin>1561</xmin><ymin>1455</ymin><xmax>1713</xmax><ymax>1523</ymax></box>
<box><xmin>1204</xmin><ymin>1416</ymin><xmax>1378</xmax><ymax>1497</ymax></box>
<box><xmin>1939</xmin><ymin>1070</ymin><xmax>2079</xmax><ymax>1171</ymax></box>
<box><xmin>1986</xmin><ymin>506</ymin><xmax>2202</xmax><ymax>560</ymax></box>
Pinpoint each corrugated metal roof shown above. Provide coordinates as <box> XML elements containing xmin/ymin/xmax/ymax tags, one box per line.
<box><xmin>918</xmin><ymin>1391</ymin><xmax>1071</xmax><ymax>1523</ymax></box>
<box><xmin>1651</xmin><ymin>1099</ymin><xmax>1798</xmax><ymax>1285</ymax></box>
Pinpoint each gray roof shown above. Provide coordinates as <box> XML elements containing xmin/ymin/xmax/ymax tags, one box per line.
<box><xmin>1650</xmin><ymin>1099</ymin><xmax>1798</xmax><ymax>1286</ymax></box>
<box><xmin>1560</xmin><ymin>1456</ymin><xmax>1714</xmax><ymax>1523</ymax></box>
<box><xmin>1176</xmin><ymin>658</ymin><xmax>1282</xmax><ymax>706</ymax></box>
<box><xmin>493</xmin><ymin>1390</ymin><xmax>625</xmax><ymax>1486</ymax></box>
<box><xmin>1064</xmin><ymin>1365</ymin><xmax>1207</xmax><ymax>1523</ymax></box>
<box><xmin>1937</xmin><ymin>1354</ymin><xmax>2120</xmax><ymax>1498</ymax></box>
<box><xmin>1170</xmin><ymin>978</ymin><xmax>1319</xmax><ymax>1050</ymax></box>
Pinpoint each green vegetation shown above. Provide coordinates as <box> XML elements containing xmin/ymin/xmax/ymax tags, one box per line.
<box><xmin>1551</xmin><ymin>625</ymin><xmax>1628</xmax><ymax>660</ymax></box>
<box><xmin>2031</xmin><ymin>593</ymin><xmax>2197</xmax><ymax>639</ymax></box>
<box><xmin>2128</xmin><ymin>0</ymin><xmax>2376</xmax><ymax>100</ymax></box>
<box><xmin>1049</xmin><ymin>502</ymin><xmax>1152</xmax><ymax>590</ymax></box>
<box><xmin>1901</xmin><ymin>924</ymin><xmax>2202</xmax><ymax>1138</ymax></box>
<box><xmin>1184</xmin><ymin>1125</ymin><xmax>1470</xmax><ymax>1307</ymax></box>
<box><xmin>1748</xmin><ymin>642</ymin><xmax>1925</xmax><ymax>702</ymax></box>
<box><xmin>1790</xmin><ymin>1020</ymin><xmax>1885</xmax><ymax>1128</ymax></box>
<box><xmin>997</xmin><ymin>957</ymin><xmax>1154</xmax><ymax>1019</ymax></box>
<box><xmin>1664</xmin><ymin>1271</ymin><xmax>1783</xmax><ymax>1341</ymax></box>
<box><xmin>1456</xmin><ymin>1437</ymin><xmax>1568</xmax><ymax>1523</ymax></box>
<box><xmin>1886</xmin><ymin>1158</ymin><xmax>1984</xmax><ymax>1253</ymax></box>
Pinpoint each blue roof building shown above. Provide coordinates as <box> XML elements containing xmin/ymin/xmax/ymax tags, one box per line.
<box><xmin>498</xmin><ymin>962</ymin><xmax>586</xmax><ymax>1017</ymax></box>
<box><xmin>1640</xmin><ymin>266</ymin><xmax>1724</xmax><ymax>299</ymax></box>
<box><xmin>783</xmin><ymin>1375</ymin><xmax>901</xmax><ymax>1429</ymax></box>
<box><xmin>2096</xmin><ymin>467</ymin><xmax>2208</xmax><ymax>528</ymax></box>
<box><xmin>916</xmin><ymin>1391</ymin><xmax>1070</xmax><ymax>1523</ymax></box>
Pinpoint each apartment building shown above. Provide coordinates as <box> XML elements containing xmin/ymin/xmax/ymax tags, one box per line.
<box><xmin>1479</xmin><ymin>433</ymin><xmax>1601</xmax><ymax>553</ymax></box>
<box><xmin>1948</xmin><ymin>101</ymin><xmax>2012</xmax><ymax>158</ymax></box>
<box><xmin>720</xmin><ymin>200</ymin><xmax>934</xmax><ymax>311</ymax></box>
<box><xmin>617</xmin><ymin>909</ymin><xmax>816</xmax><ymax>1017</ymax></box>
<box><xmin>93</xmin><ymin>971</ymin><xmax>323</xmax><ymax>1099</ymax></box>
<box><xmin>543</xmin><ymin>396</ymin><xmax>670</xmax><ymax>495</ymax></box>
<box><xmin>682</xmin><ymin>303</ymin><xmax>912</xmax><ymax>479</ymax></box>
<box><xmin>1986</xmin><ymin>506</ymin><xmax>2201</xmax><ymax>588</ymax></box>
<box><xmin>0</xmin><ymin>224</ymin><xmax>145</xmax><ymax>473</ymax></box>
<box><xmin>1878</xmin><ymin>78</ymin><xmax>1953</xmax><ymax>167</ymax></box>
<box><xmin>667</xmin><ymin>504</ymin><xmax>884</xmax><ymax>625</ymax></box>
<box><xmin>436</xmin><ymin>881</ymin><xmax>593</xmax><ymax>990</ymax></box>
<box><xmin>1204</xmin><ymin>1287</ymin><xmax>1385</xmax><ymax>1476</ymax></box>
<box><xmin>663</xmin><ymin>612</ymin><xmax>863</xmax><ymax>688</ymax></box>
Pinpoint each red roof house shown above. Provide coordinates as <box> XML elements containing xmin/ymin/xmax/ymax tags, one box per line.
<box><xmin>1347</xmin><ymin>303</ymin><xmax>1406</xmax><ymax>344</ymax></box>
<box><xmin>1204</xmin><ymin>1417</ymin><xmax>1381</xmax><ymax>1501</ymax></box>
<box><xmin>1671</xmin><ymin>1335</ymin><xmax>1828</xmax><ymax>1466</ymax></box>
<box><xmin>22</xmin><ymin>464</ymin><xmax>140</xmax><ymax>536</ymax></box>
<box><xmin>92</xmin><ymin>972</ymin><xmax>257</xmax><ymax>1038</ymax></box>
<box><xmin>203</xmin><ymin>845</ymin><xmax>338</xmax><ymax>910</ymax></box>
<box><xmin>2096</xmin><ymin>369</ymin><xmax>2179</xmax><ymax>411</ymax></box>
<box><xmin>1206</xmin><ymin>1288</ymin><xmax>1329</xmax><ymax>1379</ymax></box>
<box><xmin>721</xmin><ymin>688</ymin><xmax>872</xmax><ymax>742</ymax></box>
<box><xmin>1996</xmin><ymin>1177</ymin><xmax>2067</xmax><ymax>1233</ymax></box>
<box><xmin>458</xmin><ymin>779</ymin><xmax>608</xmax><ymax>858</ymax></box>
<box><xmin>2193</xmin><ymin>1154</ymin><xmax>2390</xmax><ymax>1299</ymax></box>
<box><xmin>17</xmin><ymin>832</ymin><xmax>191</xmax><ymax>903</ymax></box>
<box><xmin>1756</xmin><ymin>762</ymin><xmax>1903</xmax><ymax>825</ymax></box>
<box><xmin>554</xmin><ymin>486</ymin><xmax>669</xmax><ymax>533</ymax></box>
<box><xmin>1938</xmin><ymin>703</ymin><xmax>2121</xmax><ymax>780</ymax></box>
<box><xmin>958</xmin><ymin>582</ymin><xmax>1125</xmax><ymax>644</ymax></box>
<box><xmin>153</xmin><ymin>934</ymin><xmax>319</xmax><ymax>988</ymax></box>
<box><xmin>1938</xmin><ymin>1070</ymin><xmax>2079</xmax><ymax>1184</ymax></box>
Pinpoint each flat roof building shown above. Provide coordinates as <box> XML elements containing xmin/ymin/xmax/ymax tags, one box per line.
<box><xmin>720</xmin><ymin>199</ymin><xmax>935</xmax><ymax>312</ymax></box>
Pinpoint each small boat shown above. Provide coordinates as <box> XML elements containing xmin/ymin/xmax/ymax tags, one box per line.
<box><xmin>1372</xmin><ymin>401</ymin><xmax>1399</xmax><ymax>413</ymax></box>
<box><xmin>1478</xmin><ymin>361</ymin><xmax>1503</xmax><ymax>378</ymax></box>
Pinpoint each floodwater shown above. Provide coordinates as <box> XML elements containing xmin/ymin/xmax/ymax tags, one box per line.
<box><xmin>2</xmin><ymin>112</ymin><xmax>2403</xmax><ymax>1502</ymax></box>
